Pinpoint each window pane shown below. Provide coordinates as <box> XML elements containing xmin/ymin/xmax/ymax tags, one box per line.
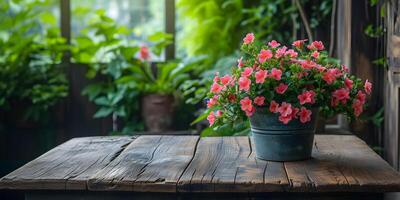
<box><xmin>71</xmin><ymin>0</ymin><xmax>166</xmax><ymax>61</ymax></box>
<box><xmin>71</xmin><ymin>0</ymin><xmax>165</xmax><ymax>41</ymax></box>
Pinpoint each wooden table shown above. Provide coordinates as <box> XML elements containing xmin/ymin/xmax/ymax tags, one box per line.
<box><xmin>1</xmin><ymin>135</ymin><xmax>400</xmax><ymax>200</ymax></box>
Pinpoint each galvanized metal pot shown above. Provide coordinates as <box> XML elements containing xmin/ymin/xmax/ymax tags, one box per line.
<box><xmin>250</xmin><ymin>107</ymin><xmax>319</xmax><ymax>161</ymax></box>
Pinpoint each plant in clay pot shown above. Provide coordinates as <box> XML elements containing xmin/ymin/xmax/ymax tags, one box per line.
<box><xmin>205</xmin><ymin>33</ymin><xmax>372</xmax><ymax>161</ymax></box>
<box><xmin>118</xmin><ymin>45</ymin><xmax>197</xmax><ymax>132</ymax></box>
<box><xmin>73</xmin><ymin>9</ymin><xmax>195</xmax><ymax>133</ymax></box>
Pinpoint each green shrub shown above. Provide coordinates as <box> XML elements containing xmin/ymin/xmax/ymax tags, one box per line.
<box><xmin>0</xmin><ymin>0</ymin><xmax>69</xmax><ymax>121</ymax></box>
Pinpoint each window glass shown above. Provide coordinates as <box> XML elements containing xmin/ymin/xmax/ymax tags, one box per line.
<box><xmin>71</xmin><ymin>0</ymin><xmax>166</xmax><ymax>61</ymax></box>
<box><xmin>71</xmin><ymin>0</ymin><xmax>165</xmax><ymax>42</ymax></box>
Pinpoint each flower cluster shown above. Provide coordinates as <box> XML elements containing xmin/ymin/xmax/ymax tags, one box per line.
<box><xmin>206</xmin><ymin>33</ymin><xmax>372</xmax><ymax>126</ymax></box>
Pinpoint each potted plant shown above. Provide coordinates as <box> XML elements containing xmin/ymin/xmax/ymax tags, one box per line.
<box><xmin>73</xmin><ymin>9</ymin><xmax>194</xmax><ymax>133</ymax></box>
<box><xmin>205</xmin><ymin>33</ymin><xmax>372</xmax><ymax>161</ymax></box>
<box><xmin>118</xmin><ymin>46</ymin><xmax>195</xmax><ymax>132</ymax></box>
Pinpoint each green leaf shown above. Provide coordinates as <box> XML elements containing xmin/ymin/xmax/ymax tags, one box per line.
<box><xmin>81</xmin><ymin>84</ymin><xmax>103</xmax><ymax>100</ymax></box>
<box><xmin>40</xmin><ymin>12</ymin><xmax>56</xmax><ymax>25</ymax></box>
<box><xmin>370</xmin><ymin>0</ymin><xmax>378</xmax><ymax>6</ymax></box>
<box><xmin>94</xmin><ymin>96</ymin><xmax>110</xmax><ymax>106</ymax></box>
<box><xmin>148</xmin><ymin>32</ymin><xmax>173</xmax><ymax>43</ymax></box>
<box><xmin>120</xmin><ymin>46</ymin><xmax>140</xmax><ymax>60</ymax></box>
<box><xmin>94</xmin><ymin>107</ymin><xmax>113</xmax><ymax>118</ymax></box>
<box><xmin>158</xmin><ymin>62</ymin><xmax>178</xmax><ymax>83</ymax></box>
<box><xmin>191</xmin><ymin>110</ymin><xmax>210</xmax><ymax>125</ymax></box>
<box><xmin>380</xmin><ymin>6</ymin><xmax>385</xmax><ymax>18</ymax></box>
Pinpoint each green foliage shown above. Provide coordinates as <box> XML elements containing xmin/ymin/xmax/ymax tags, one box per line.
<box><xmin>369</xmin><ymin>107</ymin><xmax>384</xmax><ymax>128</ymax></box>
<box><xmin>73</xmin><ymin>9</ymin><xmax>197</xmax><ymax>133</ymax></box>
<box><xmin>241</xmin><ymin>0</ymin><xmax>298</xmax><ymax>41</ymax></box>
<box><xmin>0</xmin><ymin>0</ymin><xmax>69</xmax><ymax>121</ymax></box>
<box><xmin>177</xmin><ymin>0</ymin><xmax>244</xmax><ymax>67</ymax></box>
<box><xmin>201</xmin><ymin>121</ymin><xmax>250</xmax><ymax>137</ymax></box>
<box><xmin>308</xmin><ymin>0</ymin><xmax>332</xmax><ymax>28</ymax></box>
<box><xmin>364</xmin><ymin>24</ymin><xmax>384</xmax><ymax>38</ymax></box>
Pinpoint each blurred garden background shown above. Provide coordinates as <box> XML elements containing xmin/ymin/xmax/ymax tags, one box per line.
<box><xmin>0</xmin><ymin>0</ymin><xmax>392</xmax><ymax>181</ymax></box>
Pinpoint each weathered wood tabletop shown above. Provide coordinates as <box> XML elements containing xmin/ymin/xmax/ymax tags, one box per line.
<box><xmin>1</xmin><ymin>135</ymin><xmax>400</xmax><ymax>200</ymax></box>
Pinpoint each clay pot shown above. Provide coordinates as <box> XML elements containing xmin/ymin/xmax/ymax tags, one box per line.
<box><xmin>141</xmin><ymin>94</ymin><xmax>175</xmax><ymax>132</ymax></box>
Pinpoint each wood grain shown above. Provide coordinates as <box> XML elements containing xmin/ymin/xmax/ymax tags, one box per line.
<box><xmin>177</xmin><ymin>136</ymin><xmax>288</xmax><ymax>193</ymax></box>
<box><xmin>285</xmin><ymin>135</ymin><xmax>400</xmax><ymax>192</ymax></box>
<box><xmin>0</xmin><ymin>136</ymin><xmax>134</xmax><ymax>190</ymax></box>
<box><xmin>88</xmin><ymin>135</ymin><xmax>199</xmax><ymax>192</ymax></box>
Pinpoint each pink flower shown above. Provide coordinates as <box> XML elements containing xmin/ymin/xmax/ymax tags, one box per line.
<box><xmin>207</xmin><ymin>112</ymin><xmax>216</xmax><ymax>126</ymax></box>
<box><xmin>278</xmin><ymin>105</ymin><xmax>298</xmax><ymax>124</ymax></box>
<box><xmin>356</xmin><ymin>90</ymin><xmax>366</xmax><ymax>104</ymax></box>
<box><xmin>364</xmin><ymin>80</ymin><xmax>372</xmax><ymax>94</ymax></box>
<box><xmin>307</xmin><ymin>41</ymin><xmax>325</xmax><ymax>51</ymax></box>
<box><xmin>240</xmin><ymin>97</ymin><xmax>253</xmax><ymax>112</ymax></box>
<box><xmin>241</xmin><ymin>67</ymin><xmax>253</xmax><ymax>77</ymax></box>
<box><xmin>344</xmin><ymin>78</ymin><xmax>353</xmax><ymax>90</ymax></box>
<box><xmin>285</xmin><ymin>49</ymin><xmax>298</xmax><ymax>58</ymax></box>
<box><xmin>270</xmin><ymin>68</ymin><xmax>282</xmax><ymax>80</ymax></box>
<box><xmin>254</xmin><ymin>96</ymin><xmax>265</xmax><ymax>106</ymax></box>
<box><xmin>220</xmin><ymin>75</ymin><xmax>232</xmax><ymax>85</ymax></box>
<box><xmin>140</xmin><ymin>46</ymin><xmax>150</xmax><ymax>60</ymax></box>
<box><xmin>268</xmin><ymin>40</ymin><xmax>281</xmax><ymax>48</ymax></box>
<box><xmin>299</xmin><ymin>107</ymin><xmax>312</xmax><ymax>123</ymax></box>
<box><xmin>269</xmin><ymin>101</ymin><xmax>279</xmax><ymax>113</ymax></box>
<box><xmin>292</xmin><ymin>39</ymin><xmax>307</xmax><ymax>48</ymax></box>
<box><xmin>216</xmin><ymin>110</ymin><xmax>223</xmax><ymax>117</ymax></box>
<box><xmin>238</xmin><ymin>77</ymin><xmax>251</xmax><ymax>91</ymax></box>
<box><xmin>245</xmin><ymin>106</ymin><xmax>255</xmax><ymax>117</ymax></box>
<box><xmin>301</xmin><ymin>60</ymin><xmax>317</xmax><ymax>70</ymax></box>
<box><xmin>322</xmin><ymin>69</ymin><xmax>341</xmax><ymax>85</ymax></box>
<box><xmin>298</xmin><ymin>90</ymin><xmax>316</xmax><ymax>105</ymax></box>
<box><xmin>237</xmin><ymin>57</ymin><xmax>244</xmax><ymax>68</ymax></box>
<box><xmin>210</xmin><ymin>83</ymin><xmax>223</xmax><ymax>93</ymax></box>
<box><xmin>243</xmin><ymin>33</ymin><xmax>255</xmax><ymax>45</ymax></box>
<box><xmin>352</xmin><ymin>99</ymin><xmax>364</xmax><ymax>117</ymax></box>
<box><xmin>255</xmin><ymin>70</ymin><xmax>268</xmax><ymax>84</ymax></box>
<box><xmin>207</xmin><ymin>96</ymin><xmax>218</xmax><ymax>108</ymax></box>
<box><xmin>291</xmin><ymin>107</ymin><xmax>300</xmax><ymax>119</ymax></box>
<box><xmin>279</xmin><ymin>114</ymin><xmax>292</xmax><ymax>124</ymax></box>
<box><xmin>342</xmin><ymin>65</ymin><xmax>350</xmax><ymax>73</ymax></box>
<box><xmin>275</xmin><ymin>46</ymin><xmax>287</xmax><ymax>58</ymax></box>
<box><xmin>258</xmin><ymin>49</ymin><xmax>273</xmax><ymax>63</ymax></box>
<box><xmin>316</xmin><ymin>65</ymin><xmax>326</xmax><ymax>72</ymax></box>
<box><xmin>278</xmin><ymin>102</ymin><xmax>293</xmax><ymax>117</ymax></box>
<box><xmin>275</xmin><ymin>83</ymin><xmax>288</xmax><ymax>94</ymax></box>
<box><xmin>213</xmin><ymin>73</ymin><xmax>220</xmax><ymax>82</ymax></box>
<box><xmin>332</xmin><ymin>88</ymin><xmax>350</xmax><ymax>105</ymax></box>
<box><xmin>311</xmin><ymin>51</ymin><xmax>319</xmax><ymax>59</ymax></box>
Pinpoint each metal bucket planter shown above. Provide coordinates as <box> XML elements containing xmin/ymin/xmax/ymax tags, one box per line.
<box><xmin>250</xmin><ymin>107</ymin><xmax>319</xmax><ymax>161</ymax></box>
<box><xmin>141</xmin><ymin>94</ymin><xmax>174</xmax><ymax>132</ymax></box>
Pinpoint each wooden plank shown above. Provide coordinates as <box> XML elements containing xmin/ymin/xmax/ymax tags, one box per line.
<box><xmin>88</xmin><ymin>135</ymin><xmax>199</xmax><ymax>192</ymax></box>
<box><xmin>177</xmin><ymin>136</ymin><xmax>288</xmax><ymax>193</ymax></box>
<box><xmin>0</xmin><ymin>136</ymin><xmax>134</xmax><ymax>190</ymax></box>
<box><xmin>284</xmin><ymin>135</ymin><xmax>400</xmax><ymax>192</ymax></box>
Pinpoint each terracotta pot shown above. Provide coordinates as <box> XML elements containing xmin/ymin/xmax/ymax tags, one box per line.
<box><xmin>141</xmin><ymin>94</ymin><xmax>175</xmax><ymax>132</ymax></box>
